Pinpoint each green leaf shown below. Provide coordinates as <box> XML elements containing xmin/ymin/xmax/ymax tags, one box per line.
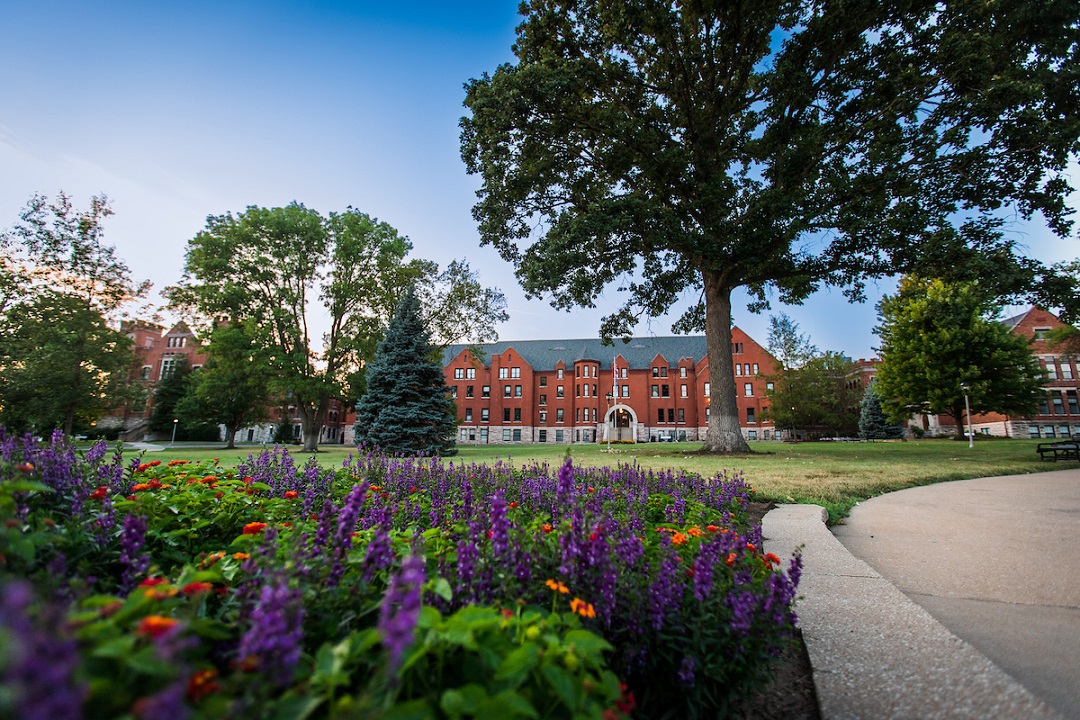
<box><xmin>540</xmin><ymin>664</ymin><xmax>580</xmax><ymax>711</ymax></box>
<box><xmin>430</xmin><ymin>576</ymin><xmax>453</xmax><ymax>602</ymax></box>
<box><xmin>441</xmin><ymin>684</ymin><xmax>489</xmax><ymax>716</ymax></box>
<box><xmin>494</xmin><ymin>642</ymin><xmax>540</xmax><ymax>688</ymax></box>
<box><xmin>92</xmin><ymin>634</ymin><xmax>136</xmax><ymax>659</ymax></box>
<box><xmin>271</xmin><ymin>695</ymin><xmax>325</xmax><ymax>720</ymax></box>
<box><xmin>562</xmin><ymin>630</ymin><xmax>612</xmax><ymax>658</ymax></box>
<box><xmin>382</xmin><ymin>698</ymin><xmax>436</xmax><ymax>720</ymax></box>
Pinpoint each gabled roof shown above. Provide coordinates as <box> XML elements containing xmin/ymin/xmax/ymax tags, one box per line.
<box><xmin>1001</xmin><ymin>308</ymin><xmax>1032</xmax><ymax>331</ymax></box>
<box><xmin>443</xmin><ymin>335</ymin><xmax>713</xmax><ymax>371</ymax></box>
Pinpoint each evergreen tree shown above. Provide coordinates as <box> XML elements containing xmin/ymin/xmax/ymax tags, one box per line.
<box><xmin>149</xmin><ymin>356</ymin><xmax>218</xmax><ymax>441</ymax></box>
<box><xmin>354</xmin><ymin>287</ymin><xmax>456</xmax><ymax>456</ymax></box>
<box><xmin>859</xmin><ymin>384</ymin><xmax>904</xmax><ymax>440</ymax></box>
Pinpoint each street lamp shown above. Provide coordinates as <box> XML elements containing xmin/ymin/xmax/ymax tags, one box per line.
<box><xmin>170</xmin><ymin>418</ymin><xmax>178</xmax><ymax>447</ymax></box>
<box><xmin>960</xmin><ymin>383</ymin><xmax>974</xmax><ymax>449</ymax></box>
<box><xmin>605</xmin><ymin>392</ymin><xmax>614</xmax><ymax>452</ymax></box>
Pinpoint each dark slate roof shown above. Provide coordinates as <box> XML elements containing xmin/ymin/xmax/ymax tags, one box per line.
<box><xmin>442</xmin><ymin>335</ymin><xmax>711</xmax><ymax>371</ymax></box>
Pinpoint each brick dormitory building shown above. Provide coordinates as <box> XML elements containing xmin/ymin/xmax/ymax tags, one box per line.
<box><xmin>441</xmin><ymin>329</ymin><xmax>779</xmax><ymax>445</ymax></box>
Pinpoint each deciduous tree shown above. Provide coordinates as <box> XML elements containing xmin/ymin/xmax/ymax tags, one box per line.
<box><xmin>354</xmin><ymin>287</ymin><xmax>457</xmax><ymax>456</ymax></box>
<box><xmin>461</xmin><ymin>0</ymin><xmax>1080</xmax><ymax>453</ymax></box>
<box><xmin>766</xmin><ymin>352</ymin><xmax>861</xmax><ymax>438</ymax></box>
<box><xmin>874</xmin><ymin>279</ymin><xmax>1044</xmax><ymax>438</ymax></box>
<box><xmin>859</xmin><ymin>384</ymin><xmax>905</xmax><ymax>440</ymax></box>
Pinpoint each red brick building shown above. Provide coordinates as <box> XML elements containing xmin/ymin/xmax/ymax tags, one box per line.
<box><xmin>441</xmin><ymin>330</ymin><xmax>778</xmax><ymax>445</ymax></box>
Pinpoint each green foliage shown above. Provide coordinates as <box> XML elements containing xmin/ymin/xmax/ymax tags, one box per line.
<box><xmin>355</xmin><ymin>287</ymin><xmax>457</xmax><ymax>456</ymax></box>
<box><xmin>859</xmin><ymin>384</ymin><xmax>905</xmax><ymax>440</ymax></box>
<box><xmin>765</xmin><ymin>353</ymin><xmax>862</xmax><ymax>438</ymax></box>
<box><xmin>874</xmin><ymin>279</ymin><xmax>1045</xmax><ymax>438</ymax></box>
<box><xmin>0</xmin><ymin>193</ymin><xmax>149</xmax><ymax>434</ymax></box>
<box><xmin>168</xmin><ymin>205</ymin><xmax>504</xmax><ymax>453</ymax></box>
<box><xmin>460</xmin><ymin>0</ymin><xmax>1080</xmax><ymax>452</ymax></box>
<box><xmin>179</xmin><ymin>324</ymin><xmax>273</xmax><ymax>448</ymax></box>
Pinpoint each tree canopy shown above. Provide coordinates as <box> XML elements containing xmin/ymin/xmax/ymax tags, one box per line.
<box><xmin>859</xmin><ymin>383</ymin><xmax>905</xmax><ymax>440</ymax></box>
<box><xmin>354</xmin><ymin>287</ymin><xmax>457</xmax><ymax>456</ymax></box>
<box><xmin>1</xmin><ymin>193</ymin><xmax>148</xmax><ymax>434</ymax></box>
<box><xmin>461</xmin><ymin>0</ymin><xmax>1080</xmax><ymax>452</ymax></box>
<box><xmin>168</xmin><ymin>203</ymin><xmax>506</xmax><ymax>452</ymax></box>
<box><xmin>873</xmin><ymin>278</ymin><xmax>1044</xmax><ymax>438</ymax></box>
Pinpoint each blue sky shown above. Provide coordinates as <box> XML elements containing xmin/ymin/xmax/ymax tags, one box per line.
<box><xmin>2</xmin><ymin>1</ymin><xmax>1076</xmax><ymax>360</ymax></box>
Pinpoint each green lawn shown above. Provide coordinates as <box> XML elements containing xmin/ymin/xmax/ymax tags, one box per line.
<box><xmin>113</xmin><ymin>437</ymin><xmax>1061</xmax><ymax>522</ymax></box>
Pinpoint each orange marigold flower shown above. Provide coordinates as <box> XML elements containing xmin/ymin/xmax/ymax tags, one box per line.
<box><xmin>145</xmin><ymin>588</ymin><xmax>178</xmax><ymax>601</ymax></box>
<box><xmin>671</xmin><ymin>532</ymin><xmax>688</xmax><ymax>546</ymax></box>
<box><xmin>149</xmin><ymin>460</ymin><xmax>161</xmax><ymax>467</ymax></box>
<box><xmin>136</xmin><ymin>615</ymin><xmax>179</xmax><ymax>639</ymax></box>
<box><xmin>167</xmin><ymin>459</ymin><xmax>187</xmax><ymax>466</ymax></box>
<box><xmin>233</xmin><ymin>552</ymin><xmax>250</xmax><ymax>560</ymax></box>
<box><xmin>186</xmin><ymin>668</ymin><xmax>219</xmax><ymax>703</ymax></box>
<box><xmin>765</xmin><ymin>552</ymin><xmax>781</xmax><ymax>566</ymax></box>
<box><xmin>132</xmin><ymin>483</ymin><xmax>151</xmax><ymax>492</ymax></box>
<box><xmin>136</xmin><ymin>464</ymin><xmax>151</xmax><ymax>473</ymax></box>
<box><xmin>182</xmin><ymin>582</ymin><xmax>213</xmax><ymax>596</ymax></box>
<box><xmin>726</xmin><ymin>552</ymin><xmax>737</xmax><ymax>567</ymax></box>
<box><xmin>202</xmin><ymin>476</ymin><xmax>217</xmax><ymax>484</ymax></box>
<box><xmin>369</xmin><ymin>485</ymin><xmax>382</xmax><ymax>492</ymax></box>
<box><xmin>570</xmin><ymin>597</ymin><xmax>596</xmax><ymax>618</ymax></box>
<box><xmin>545</xmin><ymin>579</ymin><xmax>569</xmax><ymax>594</ymax></box>
<box><xmin>242</xmin><ymin>522</ymin><xmax>267</xmax><ymax>535</ymax></box>
<box><xmin>745</xmin><ymin>542</ymin><xmax>756</xmax><ymax>552</ymax></box>
<box><xmin>687</xmin><ymin>527</ymin><xmax>703</xmax><ymax>537</ymax></box>
<box><xmin>542</xmin><ymin>523</ymin><xmax>553</xmax><ymax>533</ymax></box>
<box><xmin>283</xmin><ymin>490</ymin><xmax>298</xmax><ymax>499</ymax></box>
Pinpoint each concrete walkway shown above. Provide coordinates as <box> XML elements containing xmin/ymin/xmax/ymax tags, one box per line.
<box><xmin>762</xmin><ymin>470</ymin><xmax>1080</xmax><ymax>719</ymax></box>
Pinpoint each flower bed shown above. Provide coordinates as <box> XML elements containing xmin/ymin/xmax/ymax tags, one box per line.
<box><xmin>0</xmin><ymin>430</ymin><xmax>800</xmax><ymax>719</ymax></box>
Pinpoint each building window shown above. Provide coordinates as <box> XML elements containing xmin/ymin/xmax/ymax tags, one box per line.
<box><xmin>732</xmin><ymin>342</ymin><xmax>744</xmax><ymax>353</ymax></box>
<box><xmin>1029</xmin><ymin>426</ymin><xmax>1040</xmax><ymax>438</ymax></box>
<box><xmin>499</xmin><ymin>368</ymin><xmax>509</xmax><ymax>379</ymax></box>
<box><xmin>680</xmin><ymin>367</ymin><xmax>687</xmax><ymax>378</ymax></box>
<box><xmin>657</xmin><ymin>409</ymin><xmax>665</xmax><ymax>423</ymax></box>
<box><xmin>538</xmin><ymin>429</ymin><xmax>547</xmax><ymax>442</ymax></box>
<box><xmin>704</xmin><ymin>383</ymin><xmax>710</xmax><ymax>397</ymax></box>
<box><xmin>454</xmin><ymin>368</ymin><xmax>464</xmax><ymax>379</ymax></box>
<box><xmin>514</xmin><ymin>408</ymin><xmax>521</xmax><ymax>422</ymax></box>
<box><xmin>1059</xmin><ymin>425</ymin><xmax>1070</xmax><ymax>438</ymax></box>
<box><xmin>652</xmin><ymin>385</ymin><xmax>659</xmax><ymax>397</ymax></box>
<box><xmin>140</xmin><ymin>366</ymin><xmax>152</xmax><ymax>380</ymax></box>
<box><xmin>513</xmin><ymin>429</ymin><xmax>522</xmax><ymax>441</ymax></box>
<box><xmin>1053</xmin><ymin>396</ymin><xmax>1065</xmax><ymax>415</ymax></box>
<box><xmin>680</xmin><ymin>384</ymin><xmax>688</xmax><ymax>398</ymax></box>
<box><xmin>576</xmin><ymin>408</ymin><xmax>581</xmax><ymax>422</ymax></box>
<box><xmin>584</xmin><ymin>384</ymin><xmax>590</xmax><ymax>397</ymax></box>
<box><xmin>515</xmin><ymin>385</ymin><xmax>522</xmax><ymax>397</ymax></box>
<box><xmin>465</xmin><ymin>408</ymin><xmax>473</xmax><ymax>422</ymax></box>
<box><xmin>752</xmin><ymin>363</ymin><xmax>759</xmax><ymax>375</ymax></box>
<box><xmin>466</xmin><ymin>385</ymin><xmax>474</xmax><ymax>398</ymax></box>
<box><xmin>661</xmin><ymin>385</ymin><xmax>670</xmax><ymax>397</ymax></box>
<box><xmin>652</xmin><ymin>367</ymin><xmax>659</xmax><ymax>378</ymax></box>
<box><xmin>1044</xmin><ymin>425</ymin><xmax>1056</xmax><ymax>438</ymax></box>
<box><xmin>748</xmin><ymin>430</ymin><xmax>758</xmax><ymax>440</ymax></box>
<box><xmin>539</xmin><ymin>410</ymin><xmax>547</xmax><ymax>423</ymax></box>
<box><xmin>557</xmin><ymin>368</ymin><xmax>564</xmax><ymax>379</ymax></box>
<box><xmin>677</xmin><ymin>408</ymin><xmax>685</xmax><ymax>423</ymax></box>
<box><xmin>467</xmin><ymin>368</ymin><xmax>476</xmax><ymax>379</ymax></box>
<box><xmin>1046</xmin><ymin>361</ymin><xmax>1059</xmax><ymax>380</ymax></box>
<box><xmin>481</xmin><ymin>408</ymin><xmax>489</xmax><ymax>421</ymax></box>
<box><xmin>747</xmin><ymin>407</ymin><xmax>756</xmax><ymax>423</ymax></box>
<box><xmin>556</xmin><ymin>386</ymin><xmax>564</xmax><ymax>398</ymax></box>
<box><xmin>160</xmin><ymin>357</ymin><xmax>177</xmax><ymax>380</ymax></box>
<box><xmin>1063</xmin><ymin>361</ymin><xmax>1075</xmax><ymax>380</ymax></box>
<box><xmin>735</xmin><ymin>364</ymin><xmax>742</xmax><ymax>376</ymax></box>
<box><xmin>621</xmin><ymin>368</ymin><xmax>628</xmax><ymax>378</ymax></box>
<box><xmin>503</xmin><ymin>429</ymin><xmax>512</xmax><ymax>441</ymax></box>
<box><xmin>744</xmin><ymin>383</ymin><xmax>753</xmax><ymax>397</ymax></box>
<box><xmin>504</xmin><ymin>385</ymin><xmax>512</xmax><ymax>397</ymax></box>
<box><xmin>667</xmin><ymin>408</ymin><xmax>675</xmax><ymax>423</ymax></box>
<box><xmin>556</xmin><ymin>408</ymin><xmax>564</xmax><ymax>423</ymax></box>
<box><xmin>1034</xmin><ymin>327</ymin><xmax>1051</xmax><ymax>340</ymax></box>
<box><xmin>460</xmin><ymin>428</ymin><xmax>469</xmax><ymax>441</ymax></box>
<box><xmin>503</xmin><ymin>408</ymin><xmax>511</xmax><ymax>422</ymax></box>
<box><xmin>1039</xmin><ymin>397</ymin><xmax>1051</xmax><ymax>415</ymax></box>
<box><xmin>766</xmin><ymin>381</ymin><xmax>775</xmax><ymax>393</ymax></box>
<box><xmin>482</xmin><ymin>385</ymin><xmax>490</xmax><ymax>397</ymax></box>
<box><xmin>621</xmin><ymin>386</ymin><xmax>629</xmax><ymax>397</ymax></box>
<box><xmin>511</xmin><ymin>367</ymin><xmax>521</xmax><ymax>378</ymax></box>
<box><xmin>539</xmin><ymin>394</ymin><xmax>547</xmax><ymax>405</ymax></box>
<box><xmin>540</xmin><ymin>376</ymin><xmax>547</xmax><ymax>387</ymax></box>
<box><xmin>480</xmin><ymin>428</ymin><xmax>488</xmax><ymax>442</ymax></box>
<box><xmin>451</xmin><ymin>386</ymin><xmax>458</xmax><ymax>399</ymax></box>
<box><xmin>1068</xmin><ymin>392</ymin><xmax>1079</xmax><ymax>414</ymax></box>
<box><xmin>555</xmin><ymin>430</ymin><xmax>564</xmax><ymax>442</ymax></box>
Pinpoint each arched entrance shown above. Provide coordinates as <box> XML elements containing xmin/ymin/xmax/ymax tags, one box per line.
<box><xmin>605</xmin><ymin>404</ymin><xmax>637</xmax><ymax>443</ymax></box>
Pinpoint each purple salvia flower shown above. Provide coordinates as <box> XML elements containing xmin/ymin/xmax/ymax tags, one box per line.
<box><xmin>119</xmin><ymin>514</ymin><xmax>150</xmax><ymax>592</ymax></box>
<box><xmin>238</xmin><ymin>575</ymin><xmax>304</xmax><ymax>686</ymax></box>
<box><xmin>0</xmin><ymin>580</ymin><xmax>85</xmax><ymax>720</ymax></box>
<box><xmin>132</xmin><ymin>679</ymin><xmax>189</xmax><ymax>720</ymax></box>
<box><xmin>648</xmin><ymin>538</ymin><xmax>680</xmax><ymax>631</ymax></box>
<box><xmin>377</xmin><ymin>554</ymin><xmax>426</xmax><ymax>676</ymax></box>
<box><xmin>677</xmin><ymin>655</ymin><xmax>696</xmax><ymax>687</ymax></box>
<box><xmin>488</xmin><ymin>491</ymin><xmax>510</xmax><ymax>559</ymax></box>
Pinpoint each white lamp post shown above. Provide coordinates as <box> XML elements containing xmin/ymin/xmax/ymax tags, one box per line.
<box><xmin>605</xmin><ymin>392</ymin><xmax>614</xmax><ymax>452</ymax></box>
<box><xmin>170</xmin><ymin>417</ymin><xmax>178</xmax><ymax>447</ymax></box>
<box><xmin>960</xmin><ymin>383</ymin><xmax>974</xmax><ymax>449</ymax></box>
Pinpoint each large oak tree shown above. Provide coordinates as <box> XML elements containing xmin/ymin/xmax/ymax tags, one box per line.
<box><xmin>461</xmin><ymin>0</ymin><xmax>1080</xmax><ymax>452</ymax></box>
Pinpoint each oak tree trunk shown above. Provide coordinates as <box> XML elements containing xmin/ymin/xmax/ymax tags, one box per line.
<box><xmin>701</xmin><ymin>271</ymin><xmax>752</xmax><ymax>454</ymax></box>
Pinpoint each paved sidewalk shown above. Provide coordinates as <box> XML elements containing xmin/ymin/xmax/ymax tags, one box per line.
<box><xmin>833</xmin><ymin>470</ymin><xmax>1080</xmax><ymax>719</ymax></box>
<box><xmin>762</xmin><ymin>500</ymin><xmax>1061</xmax><ymax>719</ymax></box>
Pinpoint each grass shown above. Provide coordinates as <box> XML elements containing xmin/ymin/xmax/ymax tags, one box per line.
<box><xmin>108</xmin><ymin>437</ymin><xmax>1061</xmax><ymax>522</ymax></box>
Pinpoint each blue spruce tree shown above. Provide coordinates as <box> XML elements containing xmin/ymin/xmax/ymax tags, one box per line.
<box><xmin>354</xmin><ymin>287</ymin><xmax>457</xmax><ymax>455</ymax></box>
<box><xmin>859</xmin><ymin>384</ymin><xmax>904</xmax><ymax>440</ymax></box>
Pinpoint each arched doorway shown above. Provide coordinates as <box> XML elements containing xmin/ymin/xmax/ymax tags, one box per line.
<box><xmin>605</xmin><ymin>404</ymin><xmax>637</xmax><ymax>443</ymax></box>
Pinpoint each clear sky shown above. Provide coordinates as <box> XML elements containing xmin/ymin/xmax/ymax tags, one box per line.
<box><xmin>2</xmin><ymin>1</ymin><xmax>1076</xmax><ymax>360</ymax></box>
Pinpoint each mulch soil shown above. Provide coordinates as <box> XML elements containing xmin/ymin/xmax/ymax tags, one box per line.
<box><xmin>730</xmin><ymin>502</ymin><xmax>822</xmax><ymax>720</ymax></box>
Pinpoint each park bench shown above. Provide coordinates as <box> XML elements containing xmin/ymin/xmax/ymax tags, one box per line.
<box><xmin>1036</xmin><ymin>439</ymin><xmax>1080</xmax><ymax>462</ymax></box>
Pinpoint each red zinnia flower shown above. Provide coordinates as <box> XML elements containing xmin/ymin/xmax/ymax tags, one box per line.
<box><xmin>139</xmin><ymin>577</ymin><xmax>167</xmax><ymax>588</ymax></box>
<box><xmin>542</xmin><ymin>524</ymin><xmax>553</xmax><ymax>533</ymax></box>
<box><xmin>136</xmin><ymin>615</ymin><xmax>179</xmax><ymax>639</ymax></box>
<box><xmin>283</xmin><ymin>490</ymin><xmax>298</xmax><ymax>499</ymax></box>
<box><xmin>182</xmin><ymin>582</ymin><xmax>213</xmax><ymax>596</ymax></box>
<box><xmin>89</xmin><ymin>486</ymin><xmax>108</xmax><ymax>501</ymax></box>
<box><xmin>186</xmin><ymin>668</ymin><xmax>219</xmax><ymax>703</ymax></box>
<box><xmin>149</xmin><ymin>460</ymin><xmax>161</xmax><ymax>467</ymax></box>
<box><xmin>242</xmin><ymin>522</ymin><xmax>267</xmax><ymax>535</ymax></box>
<box><xmin>508</xmin><ymin>501</ymin><xmax>518</xmax><ymax>508</ymax></box>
